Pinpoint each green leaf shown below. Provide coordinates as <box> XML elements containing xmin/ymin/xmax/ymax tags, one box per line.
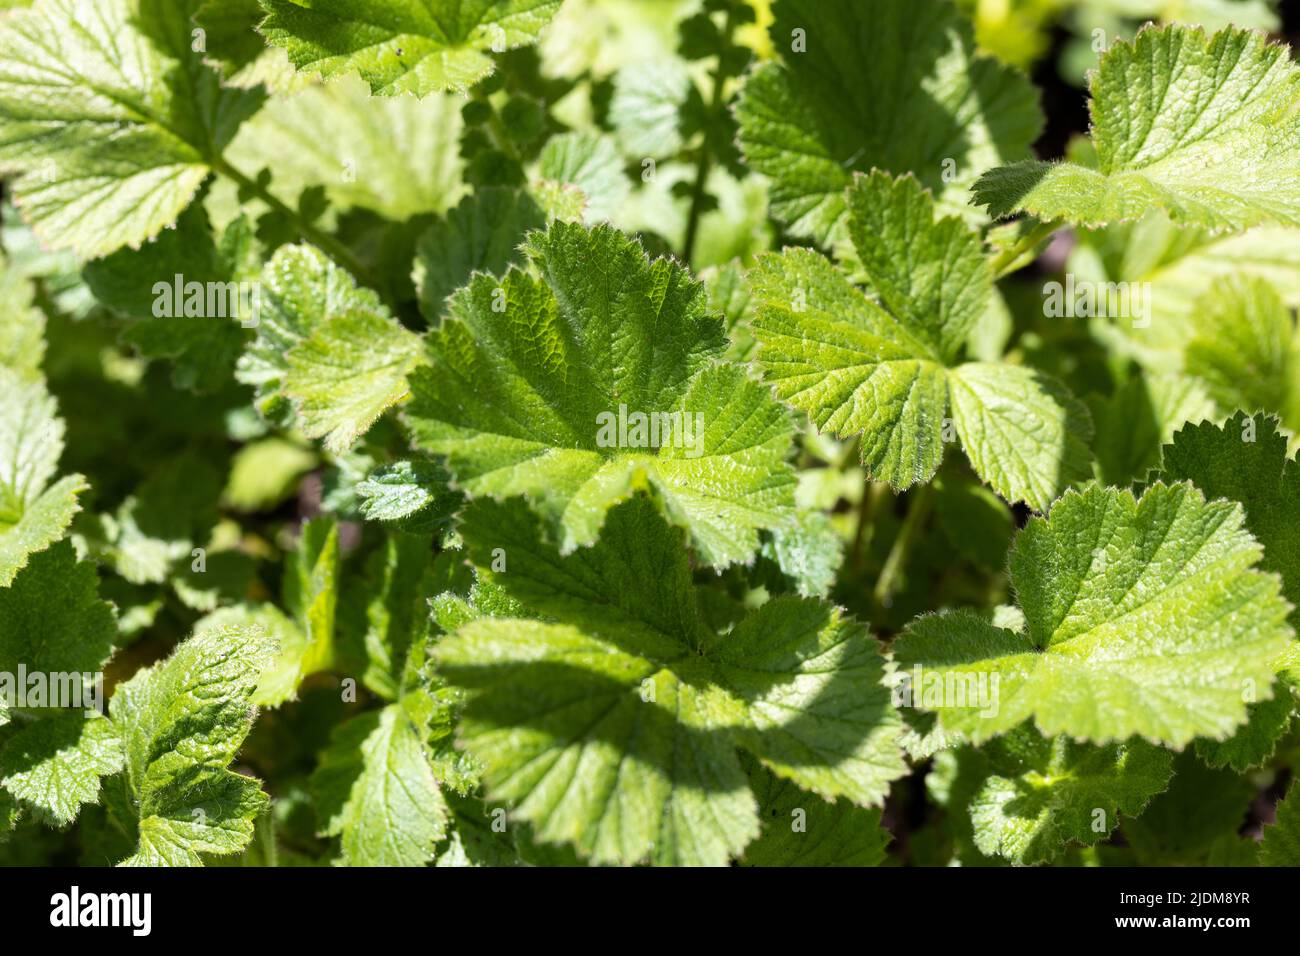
<box><xmin>414</xmin><ymin>187</ymin><xmax>544</xmax><ymax>323</ymax></box>
<box><xmin>740</xmin><ymin>763</ymin><xmax>888</xmax><ymax>867</ymax></box>
<box><xmin>1122</xmin><ymin>750</ymin><xmax>1254</xmax><ymax>865</ymax></box>
<box><xmin>1260</xmin><ymin>781</ymin><xmax>1300</xmax><ymax>865</ymax></box>
<box><xmin>406</xmin><ymin>221</ymin><xmax>797</xmax><ymax>569</ymax></box>
<box><xmin>0</xmin><ymin>0</ymin><xmax>263</xmax><ymax>257</ymax></box>
<box><xmin>225</xmin><ymin>74</ymin><xmax>466</xmax><ymax>220</ymax></box>
<box><xmin>357</xmin><ymin>532</ymin><xmax>436</xmax><ymax>701</ymax></box>
<box><xmin>311</xmin><ymin>690</ymin><xmax>449</xmax><ymax>866</ymax></box>
<box><xmin>0</xmin><ymin>712</ymin><xmax>122</xmax><ymax>826</ymax></box>
<box><xmin>1090</xmin><ymin>373</ymin><xmax>1217</xmax><ymax>487</ymax></box>
<box><xmin>238</xmin><ymin>244</ymin><xmax>426</xmax><ymax>451</ymax></box>
<box><xmin>734</xmin><ymin>0</ymin><xmax>1041</xmax><ymax>245</ymax></box>
<box><xmin>284</xmin><ymin>308</ymin><xmax>426</xmax><ymax>455</ymax></box>
<box><xmin>222</xmin><ymin>437</ymin><xmax>318</xmax><ymax>512</ymax></box>
<box><xmin>760</xmin><ymin>511</ymin><xmax>843</xmax><ymax>599</ymax></box>
<box><xmin>83</xmin><ymin>206</ymin><xmax>256</xmax><ymax>393</ymax></box>
<box><xmin>975</xmin><ymin>25</ymin><xmax>1300</xmax><ymax>231</ymax></box>
<box><xmin>966</xmin><ymin>727</ymin><xmax>1172</xmax><ymax>865</ymax></box>
<box><xmin>846</xmin><ymin>171</ymin><xmax>991</xmax><ymax>363</ymax></box>
<box><xmin>259</xmin><ymin>0</ymin><xmax>562</xmax><ymax>97</ymax></box>
<box><xmin>356</xmin><ymin>459</ymin><xmax>463</xmax><ymax>536</ymax></box>
<box><xmin>110</xmin><ymin>618</ymin><xmax>274</xmax><ymax>866</ymax></box>
<box><xmin>1158</xmin><ymin>412</ymin><xmax>1300</xmax><ymax>618</ymax></box>
<box><xmin>1183</xmin><ymin>276</ymin><xmax>1300</xmax><ymax>432</ymax></box>
<box><xmin>0</xmin><ymin>540</ymin><xmax>115</xmax><ymax>682</ymax></box>
<box><xmin>1156</xmin><ymin>413</ymin><xmax>1300</xmax><ymax>765</ymax></box>
<box><xmin>0</xmin><ymin>261</ymin><xmax>44</xmax><ymax>380</ymax></box>
<box><xmin>0</xmin><ymin>370</ymin><xmax>84</xmax><ymax>587</ymax></box>
<box><xmin>947</xmin><ymin>362</ymin><xmax>1095</xmax><ymax>512</ymax></box>
<box><xmin>432</xmin><ymin>496</ymin><xmax>905</xmax><ymax>866</ymax></box>
<box><xmin>534</xmin><ymin>130</ymin><xmax>630</xmax><ymax>224</ymax></box>
<box><xmin>748</xmin><ymin>210</ymin><xmax>1092</xmax><ymax>509</ymax></box>
<box><xmin>893</xmin><ymin>482</ymin><xmax>1295</xmax><ymax>747</ymax></box>
<box><xmin>252</xmin><ymin>517</ymin><xmax>340</xmax><ymax>705</ymax></box>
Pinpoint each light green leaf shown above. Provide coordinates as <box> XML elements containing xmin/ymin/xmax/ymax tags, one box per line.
<box><xmin>947</xmin><ymin>362</ymin><xmax>1095</xmax><ymax>512</ymax></box>
<box><xmin>0</xmin><ymin>0</ymin><xmax>263</xmax><ymax>257</ymax></box>
<box><xmin>0</xmin><ymin>712</ymin><xmax>122</xmax><ymax>826</ymax></box>
<box><xmin>748</xmin><ymin>246</ymin><xmax>949</xmax><ymax>490</ymax></box>
<box><xmin>0</xmin><ymin>261</ymin><xmax>43</xmax><ymax>379</ymax></box>
<box><xmin>0</xmin><ymin>370</ymin><xmax>84</xmax><ymax>586</ymax></box>
<box><xmin>259</xmin><ymin>0</ymin><xmax>562</xmax><ymax>96</ymax></box>
<box><xmin>749</xmin><ymin>222</ymin><xmax>1091</xmax><ymax>508</ymax></box>
<box><xmin>252</xmin><ymin>517</ymin><xmax>340</xmax><ymax>705</ymax></box>
<box><xmin>311</xmin><ymin>690</ymin><xmax>448</xmax><ymax>866</ymax></box>
<box><xmin>975</xmin><ymin>25</ymin><xmax>1300</xmax><ymax>231</ymax></box>
<box><xmin>239</xmin><ymin>244</ymin><xmax>425</xmax><ymax>451</ymax></box>
<box><xmin>892</xmin><ymin>482</ymin><xmax>1294</xmax><ymax>747</ymax></box>
<box><xmin>406</xmin><ymin>221</ymin><xmax>797</xmax><ymax>569</ymax></box>
<box><xmin>111</xmin><ymin>619</ymin><xmax>274</xmax><ymax>866</ymax></box>
<box><xmin>284</xmin><ymin>309</ymin><xmax>426</xmax><ymax>455</ymax></box>
<box><xmin>222</xmin><ymin>437</ymin><xmax>318</xmax><ymax>512</ymax></box>
<box><xmin>356</xmin><ymin>459</ymin><xmax>462</xmax><ymax>536</ymax></box>
<box><xmin>535</xmin><ymin>130</ymin><xmax>630</xmax><ymax>224</ymax></box>
<box><xmin>967</xmin><ymin>727</ymin><xmax>1172</xmax><ymax>865</ymax></box>
<box><xmin>224</xmin><ymin>74</ymin><xmax>465</xmax><ymax>220</ymax></box>
<box><xmin>1183</xmin><ymin>276</ymin><xmax>1300</xmax><ymax>432</ymax></box>
<box><xmin>734</xmin><ymin>0</ymin><xmax>1041</xmax><ymax>245</ymax></box>
<box><xmin>432</xmin><ymin>496</ymin><xmax>905</xmax><ymax>866</ymax></box>
<box><xmin>846</xmin><ymin>171</ymin><xmax>991</xmax><ymax>363</ymax></box>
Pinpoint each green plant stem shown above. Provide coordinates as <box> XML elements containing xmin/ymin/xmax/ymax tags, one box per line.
<box><xmin>851</xmin><ymin>480</ymin><xmax>887</xmax><ymax>571</ymax></box>
<box><xmin>682</xmin><ymin>10</ymin><xmax>735</xmax><ymax>264</ymax></box>
<box><xmin>212</xmin><ymin>158</ymin><xmax>390</xmax><ymax>307</ymax></box>
<box><xmin>990</xmin><ymin>218</ymin><xmax>1061</xmax><ymax>279</ymax></box>
<box><xmin>873</xmin><ymin>484</ymin><xmax>933</xmax><ymax>611</ymax></box>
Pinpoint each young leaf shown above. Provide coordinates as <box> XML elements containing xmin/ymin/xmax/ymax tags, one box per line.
<box><xmin>966</xmin><ymin>727</ymin><xmax>1172</xmax><ymax>865</ymax></box>
<box><xmin>238</xmin><ymin>244</ymin><xmax>426</xmax><ymax>453</ymax></box>
<box><xmin>892</xmin><ymin>482</ymin><xmax>1294</xmax><ymax>747</ymax></box>
<box><xmin>975</xmin><ymin>25</ymin><xmax>1300</xmax><ymax>231</ymax></box>
<box><xmin>357</xmin><ymin>460</ymin><xmax>463</xmax><ymax>536</ymax></box>
<box><xmin>734</xmin><ymin>0</ymin><xmax>1041</xmax><ymax>245</ymax></box>
<box><xmin>110</xmin><ymin>619</ymin><xmax>274</xmax><ymax>866</ymax></box>
<box><xmin>0</xmin><ymin>0</ymin><xmax>263</xmax><ymax>257</ymax></box>
<box><xmin>433</xmin><ymin>496</ymin><xmax>906</xmax><ymax>866</ymax></box>
<box><xmin>258</xmin><ymin>0</ymin><xmax>562</xmax><ymax>97</ymax></box>
<box><xmin>0</xmin><ymin>370</ymin><xmax>85</xmax><ymax>586</ymax></box>
<box><xmin>405</xmin><ymin>221</ymin><xmax>797</xmax><ymax>568</ymax></box>
<box><xmin>311</xmin><ymin>690</ymin><xmax>449</xmax><ymax>866</ymax></box>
